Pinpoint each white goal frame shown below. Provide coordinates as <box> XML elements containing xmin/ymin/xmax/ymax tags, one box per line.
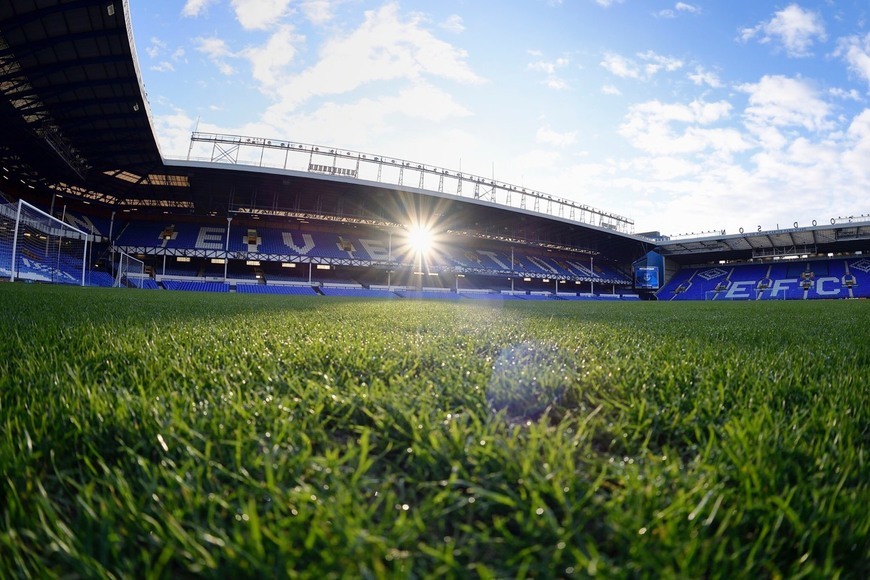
<box><xmin>115</xmin><ymin>250</ymin><xmax>146</xmax><ymax>288</ymax></box>
<box><xmin>6</xmin><ymin>199</ymin><xmax>89</xmax><ymax>286</ymax></box>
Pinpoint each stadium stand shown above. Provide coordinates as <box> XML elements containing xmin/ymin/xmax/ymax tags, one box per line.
<box><xmin>236</xmin><ymin>284</ymin><xmax>317</xmax><ymax>296</ymax></box>
<box><xmin>162</xmin><ymin>280</ymin><xmax>229</xmax><ymax>293</ymax></box>
<box><xmin>658</xmin><ymin>258</ymin><xmax>869</xmax><ymax>300</ymax></box>
<box><xmin>2</xmin><ymin>1</ymin><xmax>867</xmax><ymax>302</ymax></box>
<box><xmin>320</xmin><ymin>287</ymin><xmax>398</xmax><ymax>298</ymax></box>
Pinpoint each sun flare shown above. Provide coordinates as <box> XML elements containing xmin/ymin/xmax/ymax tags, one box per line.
<box><xmin>407</xmin><ymin>224</ymin><xmax>433</xmax><ymax>255</ymax></box>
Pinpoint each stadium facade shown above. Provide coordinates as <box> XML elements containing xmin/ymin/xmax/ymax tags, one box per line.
<box><xmin>2</xmin><ymin>0</ymin><xmax>869</xmax><ymax>300</ymax></box>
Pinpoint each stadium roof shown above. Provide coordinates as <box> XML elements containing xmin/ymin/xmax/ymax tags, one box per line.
<box><xmin>0</xmin><ymin>0</ymin><xmax>162</xmax><ymax>183</ymax></box>
<box><xmin>654</xmin><ymin>220</ymin><xmax>870</xmax><ymax>264</ymax></box>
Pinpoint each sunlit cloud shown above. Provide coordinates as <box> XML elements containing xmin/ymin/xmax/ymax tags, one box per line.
<box><xmin>230</xmin><ymin>0</ymin><xmax>293</xmax><ymax>30</ymax></box>
<box><xmin>738</xmin><ymin>75</ymin><xmax>832</xmax><ymax>132</ymax></box>
<box><xmin>835</xmin><ymin>33</ymin><xmax>870</xmax><ymax>88</ymax></box>
<box><xmin>687</xmin><ymin>66</ymin><xmax>722</xmax><ymax>88</ymax></box>
<box><xmin>739</xmin><ymin>4</ymin><xmax>826</xmax><ymax>58</ymax></box>
<box><xmin>262</xmin><ymin>3</ymin><xmax>484</xmax><ymax>119</ymax></box>
<box><xmin>442</xmin><ymin>15</ymin><xmax>465</xmax><ymax>34</ymax></box>
<box><xmin>601</xmin><ymin>51</ymin><xmax>683</xmax><ymax>80</ymax></box>
<box><xmin>194</xmin><ymin>36</ymin><xmax>236</xmax><ymax>76</ymax></box>
<box><xmin>536</xmin><ymin>126</ymin><xmax>577</xmax><ymax>148</ymax></box>
<box><xmin>181</xmin><ymin>0</ymin><xmax>218</xmax><ymax>18</ymax></box>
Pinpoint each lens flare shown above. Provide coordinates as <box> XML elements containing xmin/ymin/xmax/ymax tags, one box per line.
<box><xmin>407</xmin><ymin>224</ymin><xmax>433</xmax><ymax>254</ymax></box>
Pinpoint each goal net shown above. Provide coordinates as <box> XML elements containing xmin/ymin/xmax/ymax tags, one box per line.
<box><xmin>115</xmin><ymin>250</ymin><xmax>146</xmax><ymax>288</ymax></box>
<box><xmin>1</xmin><ymin>199</ymin><xmax>88</xmax><ymax>286</ymax></box>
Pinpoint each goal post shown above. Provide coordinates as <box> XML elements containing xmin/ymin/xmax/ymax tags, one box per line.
<box><xmin>115</xmin><ymin>250</ymin><xmax>145</xmax><ymax>288</ymax></box>
<box><xmin>4</xmin><ymin>199</ymin><xmax>89</xmax><ymax>286</ymax></box>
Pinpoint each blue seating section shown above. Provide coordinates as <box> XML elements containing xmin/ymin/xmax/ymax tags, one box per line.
<box><xmin>320</xmin><ymin>287</ymin><xmax>398</xmax><ymax>298</ymax></box>
<box><xmin>88</xmin><ymin>271</ymin><xmax>116</xmax><ymax>287</ymax></box>
<box><xmin>162</xmin><ymin>280</ymin><xmax>229</xmax><ymax>293</ymax></box>
<box><xmin>395</xmin><ymin>290</ymin><xmax>460</xmax><ymax>300</ymax></box>
<box><xmin>659</xmin><ymin>258</ymin><xmax>870</xmax><ymax>300</ymax></box>
<box><xmin>236</xmin><ymin>284</ymin><xmax>317</xmax><ymax>296</ymax></box>
<box><xmin>114</xmin><ymin>221</ymin><xmax>630</xmax><ymax>283</ymax></box>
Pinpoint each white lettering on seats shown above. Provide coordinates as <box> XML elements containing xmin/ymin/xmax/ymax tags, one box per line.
<box><xmin>358</xmin><ymin>239</ymin><xmax>390</xmax><ymax>261</ymax></box>
<box><xmin>815</xmin><ymin>277</ymin><xmax>842</xmax><ymax>296</ymax></box>
<box><xmin>282</xmin><ymin>232</ymin><xmax>315</xmax><ymax>255</ymax></box>
<box><xmin>770</xmin><ymin>278</ymin><xmax>798</xmax><ymax>298</ymax></box>
<box><xmin>478</xmin><ymin>250</ymin><xmax>511</xmax><ymax>270</ymax></box>
<box><xmin>525</xmin><ymin>255</ymin><xmax>559</xmax><ymax>274</ymax></box>
<box><xmin>196</xmin><ymin>227</ymin><xmax>224</xmax><ymax>250</ymax></box>
<box><xmin>724</xmin><ymin>280</ymin><xmax>753</xmax><ymax>299</ymax></box>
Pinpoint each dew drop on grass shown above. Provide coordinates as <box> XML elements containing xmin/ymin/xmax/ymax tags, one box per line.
<box><xmin>536</xmin><ymin>508</ymin><xmax>544</xmax><ymax>515</ymax></box>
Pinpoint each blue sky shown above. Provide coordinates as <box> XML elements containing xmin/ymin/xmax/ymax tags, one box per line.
<box><xmin>129</xmin><ymin>1</ymin><xmax>870</xmax><ymax>236</ymax></box>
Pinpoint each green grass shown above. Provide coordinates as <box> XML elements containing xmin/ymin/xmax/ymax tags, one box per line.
<box><xmin>0</xmin><ymin>283</ymin><xmax>868</xmax><ymax>578</ymax></box>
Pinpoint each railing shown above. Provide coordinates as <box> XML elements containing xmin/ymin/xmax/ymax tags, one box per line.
<box><xmin>181</xmin><ymin>132</ymin><xmax>635</xmax><ymax>234</ymax></box>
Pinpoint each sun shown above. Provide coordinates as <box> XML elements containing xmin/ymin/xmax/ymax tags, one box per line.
<box><xmin>407</xmin><ymin>224</ymin><xmax>433</xmax><ymax>255</ymax></box>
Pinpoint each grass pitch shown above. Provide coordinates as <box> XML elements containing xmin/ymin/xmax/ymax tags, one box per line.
<box><xmin>0</xmin><ymin>283</ymin><xmax>868</xmax><ymax>578</ymax></box>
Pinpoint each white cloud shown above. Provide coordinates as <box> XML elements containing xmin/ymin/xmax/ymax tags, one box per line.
<box><xmin>536</xmin><ymin>126</ymin><xmax>577</xmax><ymax>148</ymax></box>
<box><xmin>270</xmin><ymin>82</ymin><xmax>472</xmax><ymax>148</ymax></box>
<box><xmin>442</xmin><ymin>15</ymin><xmax>465</xmax><ymax>34</ymax></box>
<box><xmin>195</xmin><ymin>36</ymin><xmax>233</xmax><ymax>59</ymax></box>
<box><xmin>528</xmin><ymin>55</ymin><xmax>570</xmax><ymax>89</ymax></box>
<box><xmin>635</xmin><ymin>156</ymin><xmax>698</xmax><ymax>180</ymax></box>
<box><xmin>601</xmin><ymin>84</ymin><xmax>622</xmax><ymax>96</ymax></box>
<box><xmin>240</xmin><ymin>26</ymin><xmax>301</xmax><ymax>89</ymax></box>
<box><xmin>151</xmin><ymin>62</ymin><xmax>175</xmax><ymax>73</ymax></box>
<box><xmin>688</xmin><ymin>66</ymin><xmax>722</xmax><ymax>88</ymax></box>
<box><xmin>738</xmin><ymin>75</ymin><xmax>832</xmax><ymax>132</ymax></box>
<box><xmin>739</xmin><ymin>4</ymin><xmax>826</xmax><ymax>57</ymax></box>
<box><xmin>619</xmin><ymin>99</ymin><xmax>749</xmax><ymax>155</ymax></box>
<box><xmin>152</xmin><ymin>107</ymin><xmax>198</xmax><ymax>157</ymax></box>
<box><xmin>182</xmin><ymin>0</ymin><xmax>218</xmax><ymax>18</ymax></box>
<box><xmin>656</xmin><ymin>2</ymin><xmax>700</xmax><ymax>18</ymax></box>
<box><xmin>829</xmin><ymin>87</ymin><xmax>861</xmax><ymax>101</ymax></box>
<box><xmin>528</xmin><ymin>57</ymin><xmax>569</xmax><ymax>76</ymax></box>
<box><xmin>594</xmin><ymin>0</ymin><xmax>624</xmax><ymax>7</ymax></box>
<box><xmin>230</xmin><ymin>0</ymin><xmax>293</xmax><ymax>31</ymax></box>
<box><xmin>194</xmin><ymin>36</ymin><xmax>236</xmax><ymax>76</ymax></box>
<box><xmin>676</xmin><ymin>2</ymin><xmax>700</xmax><ymax>14</ymax></box>
<box><xmin>600</xmin><ymin>51</ymin><xmax>682</xmax><ymax>80</ymax></box>
<box><xmin>263</xmin><ymin>3</ymin><xmax>483</xmax><ymax>117</ymax></box>
<box><xmin>147</xmin><ymin>38</ymin><xmax>185</xmax><ymax>67</ymax></box>
<box><xmin>147</xmin><ymin>37</ymin><xmax>167</xmax><ymax>59</ymax></box>
<box><xmin>835</xmin><ymin>33</ymin><xmax>870</xmax><ymax>88</ymax></box>
<box><xmin>842</xmin><ymin>109</ymin><xmax>870</xmax><ymax>180</ymax></box>
<box><xmin>300</xmin><ymin>0</ymin><xmax>337</xmax><ymax>25</ymax></box>
<box><xmin>600</xmin><ymin>52</ymin><xmax>640</xmax><ymax>79</ymax></box>
<box><xmin>638</xmin><ymin>50</ymin><xmax>683</xmax><ymax>76</ymax></box>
